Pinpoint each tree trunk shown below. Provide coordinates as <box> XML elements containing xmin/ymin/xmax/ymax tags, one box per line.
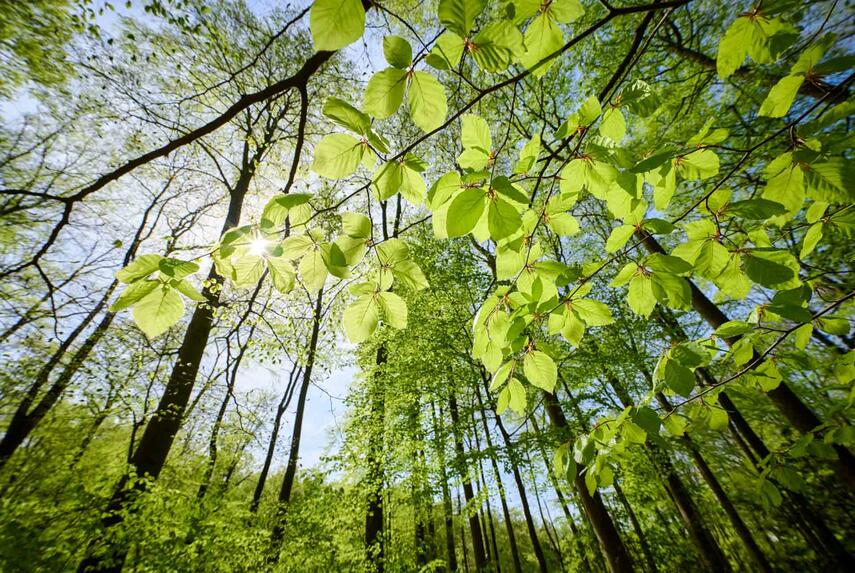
<box><xmin>432</xmin><ymin>401</ymin><xmax>458</xmax><ymax>572</ymax></box>
<box><xmin>448</xmin><ymin>394</ymin><xmax>488</xmax><ymax>571</ymax></box>
<box><xmin>365</xmin><ymin>345</ymin><xmax>387</xmax><ymax>572</ymax></box>
<box><xmin>541</xmin><ymin>391</ymin><xmax>634</xmax><ymax>573</ymax></box>
<box><xmin>474</xmin><ymin>384</ymin><xmax>523</xmax><ymax>573</ymax></box>
<box><xmin>250</xmin><ymin>363</ymin><xmax>302</xmax><ymax>513</ymax></box>
<box><xmin>269</xmin><ymin>290</ymin><xmax>324</xmax><ymax>552</ymax></box>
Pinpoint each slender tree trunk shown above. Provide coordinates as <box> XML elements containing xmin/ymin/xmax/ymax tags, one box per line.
<box><xmin>250</xmin><ymin>363</ymin><xmax>302</xmax><ymax>513</ymax></box>
<box><xmin>655</xmin><ymin>307</ymin><xmax>854</xmax><ymax>565</ymax></box>
<box><xmin>482</xmin><ymin>381</ymin><xmax>549</xmax><ymax>573</ymax></box>
<box><xmin>470</xmin><ymin>415</ymin><xmax>501</xmax><ymax>573</ymax></box>
<box><xmin>611</xmin><ymin>482</ymin><xmax>658</xmax><ymax>573</ymax></box>
<box><xmin>448</xmin><ymin>394</ymin><xmax>488</xmax><ymax>571</ymax></box>
<box><xmin>528</xmin><ymin>415</ymin><xmax>597</xmax><ymax>573</ymax></box>
<box><xmin>365</xmin><ymin>345</ymin><xmax>387</xmax><ymax>572</ymax></box>
<box><xmin>604</xmin><ymin>370</ymin><xmax>731</xmax><ymax>571</ymax></box>
<box><xmin>269</xmin><ymin>290</ymin><xmax>323</xmax><ymax>552</ymax></box>
<box><xmin>474</xmin><ymin>385</ymin><xmax>523</xmax><ymax>573</ymax></box>
<box><xmin>541</xmin><ymin>390</ymin><xmax>634</xmax><ymax>573</ymax></box>
<box><xmin>432</xmin><ymin>401</ymin><xmax>458</xmax><ymax>572</ymax></box>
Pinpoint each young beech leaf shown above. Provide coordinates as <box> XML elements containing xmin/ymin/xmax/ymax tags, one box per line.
<box><xmin>116</xmin><ymin>254</ymin><xmax>163</xmax><ymax>283</ymax></box>
<box><xmin>407</xmin><ymin>71</ymin><xmax>447</xmax><ymax>132</ymax></box>
<box><xmin>378</xmin><ymin>291</ymin><xmax>407</xmax><ymax>329</ymax></box>
<box><xmin>133</xmin><ymin>286</ymin><xmax>185</xmax><ymax>339</ymax></box>
<box><xmin>110</xmin><ymin>280</ymin><xmax>158</xmax><ymax>312</ymax></box>
<box><xmin>363</xmin><ymin>68</ymin><xmax>407</xmax><ymax>118</ymax></box>
<box><xmin>524</xmin><ymin>351</ymin><xmax>557</xmax><ymax>393</ymax></box>
<box><xmin>383</xmin><ymin>35</ymin><xmax>412</xmax><ymax>69</ymax></box>
<box><xmin>312</xmin><ymin>134</ymin><xmax>364</xmax><ymax>179</ymax></box>
<box><xmin>447</xmin><ymin>188</ymin><xmax>487</xmax><ymax>237</ymax></box>
<box><xmin>310</xmin><ymin>0</ymin><xmax>366</xmax><ymax>51</ymax></box>
<box><xmin>508</xmin><ymin>377</ymin><xmax>527</xmax><ymax>414</ymax></box>
<box><xmin>343</xmin><ymin>294</ymin><xmax>379</xmax><ymax>343</ymax></box>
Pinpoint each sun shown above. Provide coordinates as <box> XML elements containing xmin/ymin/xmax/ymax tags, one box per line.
<box><xmin>248</xmin><ymin>238</ymin><xmax>270</xmax><ymax>257</ymax></box>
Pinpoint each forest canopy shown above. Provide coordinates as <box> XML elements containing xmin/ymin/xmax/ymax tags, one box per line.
<box><xmin>0</xmin><ymin>0</ymin><xmax>853</xmax><ymax>571</ymax></box>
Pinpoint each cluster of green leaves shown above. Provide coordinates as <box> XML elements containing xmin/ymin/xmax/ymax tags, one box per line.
<box><xmin>111</xmin><ymin>254</ymin><xmax>206</xmax><ymax>339</ymax></box>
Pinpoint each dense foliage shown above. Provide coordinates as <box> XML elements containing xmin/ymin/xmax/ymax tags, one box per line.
<box><xmin>0</xmin><ymin>0</ymin><xmax>852</xmax><ymax>571</ymax></box>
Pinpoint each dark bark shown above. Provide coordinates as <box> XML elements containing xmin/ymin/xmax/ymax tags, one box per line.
<box><xmin>365</xmin><ymin>345</ymin><xmax>387</xmax><ymax>572</ymax></box>
<box><xmin>76</xmin><ymin>130</ymin><xmax>264</xmax><ymax>573</ymax></box>
<box><xmin>0</xmin><ymin>183</ymin><xmax>171</xmax><ymax>472</ymax></box>
<box><xmin>269</xmin><ymin>290</ymin><xmax>324</xmax><ymax>553</ymax></box>
<box><xmin>612</xmin><ymin>481</ymin><xmax>658</xmax><ymax>573</ymax></box>
<box><xmin>432</xmin><ymin>401</ymin><xmax>458</xmax><ymax>572</ymax></box>
<box><xmin>542</xmin><ymin>391</ymin><xmax>634</xmax><ymax>573</ymax></box>
<box><xmin>605</xmin><ymin>371</ymin><xmax>731</xmax><ymax>571</ymax></box>
<box><xmin>474</xmin><ymin>384</ymin><xmax>523</xmax><ymax>573</ymax></box>
<box><xmin>482</xmin><ymin>377</ymin><xmax>549</xmax><ymax>573</ymax></box>
<box><xmin>448</xmin><ymin>394</ymin><xmax>488</xmax><ymax>571</ymax></box>
<box><xmin>469</xmin><ymin>411</ymin><xmax>501</xmax><ymax>572</ymax></box>
<box><xmin>250</xmin><ymin>363</ymin><xmax>302</xmax><ymax>513</ymax></box>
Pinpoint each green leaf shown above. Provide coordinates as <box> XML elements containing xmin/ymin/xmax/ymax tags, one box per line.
<box><xmin>678</xmin><ymin>149</ymin><xmax>719</xmax><ymax>180</ymax></box>
<box><xmin>462</xmin><ymin>114</ymin><xmax>491</xmax><ymax>153</ymax></box>
<box><xmin>447</xmin><ymin>188</ymin><xmax>487</xmax><ymax>237</ymax></box>
<box><xmin>743</xmin><ymin>250</ymin><xmax>797</xmax><ymax>288</ymax></box>
<box><xmin>520</xmin><ymin>12</ymin><xmax>563</xmax><ymax>76</ymax></box>
<box><xmin>725</xmin><ymin>199</ymin><xmax>787</xmax><ymax>220</ymax></box>
<box><xmin>312</xmin><ymin>133</ymin><xmax>364</xmax><ymax>179</ymax></box>
<box><xmin>173</xmin><ymin>279</ymin><xmax>206</xmax><ymax>302</ymax></box>
<box><xmin>599</xmin><ymin>107</ymin><xmax>625</xmax><ymax>141</ymax></box>
<box><xmin>158</xmin><ymin>258</ymin><xmax>199</xmax><ymax>279</ymax></box>
<box><xmin>487</xmin><ymin>197</ymin><xmax>522</xmax><ymax>240</ymax></box>
<box><xmin>391</xmin><ymin>260</ymin><xmax>429</xmax><ymax>291</ymax></box>
<box><xmin>267</xmin><ymin>256</ymin><xmax>296</xmax><ymax>294</ymax></box>
<box><xmin>438</xmin><ymin>0</ymin><xmax>486</xmax><ymax>37</ymax></box>
<box><xmin>110</xmin><ymin>280</ymin><xmax>159</xmax><ymax>312</ymax></box>
<box><xmin>407</xmin><ymin>71</ymin><xmax>447</xmax><ymax>132</ymax></box>
<box><xmin>383</xmin><ymin>35</ymin><xmax>412</xmax><ymax>68</ymax></box>
<box><xmin>578</xmin><ymin>95</ymin><xmax>602</xmax><ymax>124</ymax></box>
<box><xmin>550</xmin><ymin>0</ymin><xmax>584</xmax><ymax>23</ymax></box>
<box><xmin>378</xmin><ymin>291</ymin><xmax>407</xmax><ymax>329</ymax></box>
<box><xmin>363</xmin><ymin>68</ymin><xmax>407</xmax><ymax>118</ymax></box>
<box><xmin>800</xmin><ymin>222</ymin><xmax>823</xmax><ymax>258</ymax></box>
<box><xmin>605</xmin><ymin>224</ymin><xmax>634</xmax><ymax>253</ymax></box>
<box><xmin>471</xmin><ymin>21</ymin><xmax>520</xmax><ymax>72</ymax></box>
<box><xmin>323</xmin><ymin>97</ymin><xmax>370</xmax><ymax>134</ymax></box>
<box><xmin>260</xmin><ymin>194</ymin><xmax>313</xmax><ymax>228</ymax></box>
<box><xmin>310</xmin><ymin>0</ymin><xmax>365</xmax><ymax>51</ymax></box>
<box><xmin>342</xmin><ymin>212</ymin><xmax>372</xmax><ymax>239</ymax></box>
<box><xmin>508</xmin><ymin>377</ymin><xmax>527</xmax><ymax>414</ymax></box>
<box><xmin>717</xmin><ymin>16</ymin><xmax>752</xmax><ymax>79</ymax></box>
<box><xmin>116</xmin><ymin>254</ymin><xmax>163</xmax><ymax>283</ymax></box>
<box><xmin>496</xmin><ymin>387</ymin><xmax>511</xmax><ymax>414</ymax></box>
<box><xmin>491</xmin><ymin>361</ymin><xmax>514</xmax><ymax>391</ymax></box>
<box><xmin>280</xmin><ymin>235</ymin><xmax>315</xmax><ymax>260</ymax></box>
<box><xmin>627</xmin><ymin>275</ymin><xmax>656</xmax><ymax>317</ymax></box>
<box><xmin>759</xmin><ymin>74</ymin><xmax>805</xmax><ymax>118</ymax></box>
<box><xmin>133</xmin><ymin>286</ymin><xmax>185</xmax><ymax>339</ymax></box>
<box><xmin>372</xmin><ymin>161</ymin><xmax>404</xmax><ymax>201</ymax></box>
<box><xmin>572</xmin><ymin>299</ymin><xmax>614</xmax><ymax>326</ymax></box>
<box><xmin>513</xmin><ymin>134</ymin><xmax>541</xmax><ymax>174</ymax></box>
<box><xmin>524</xmin><ymin>350</ymin><xmax>556</xmax><ymax>393</ymax></box>
<box><xmin>344</xmin><ymin>294</ymin><xmax>379</xmax><ymax>343</ymax></box>
<box><xmin>663</xmin><ymin>358</ymin><xmax>694</xmax><ymax>398</ymax></box>
<box><xmin>299</xmin><ymin>250</ymin><xmax>328</xmax><ymax>292</ymax></box>
<box><xmin>426</xmin><ymin>32</ymin><xmax>465</xmax><ymax>70</ymax></box>
<box><xmin>714</xmin><ymin>320</ymin><xmax>754</xmax><ymax>338</ymax></box>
